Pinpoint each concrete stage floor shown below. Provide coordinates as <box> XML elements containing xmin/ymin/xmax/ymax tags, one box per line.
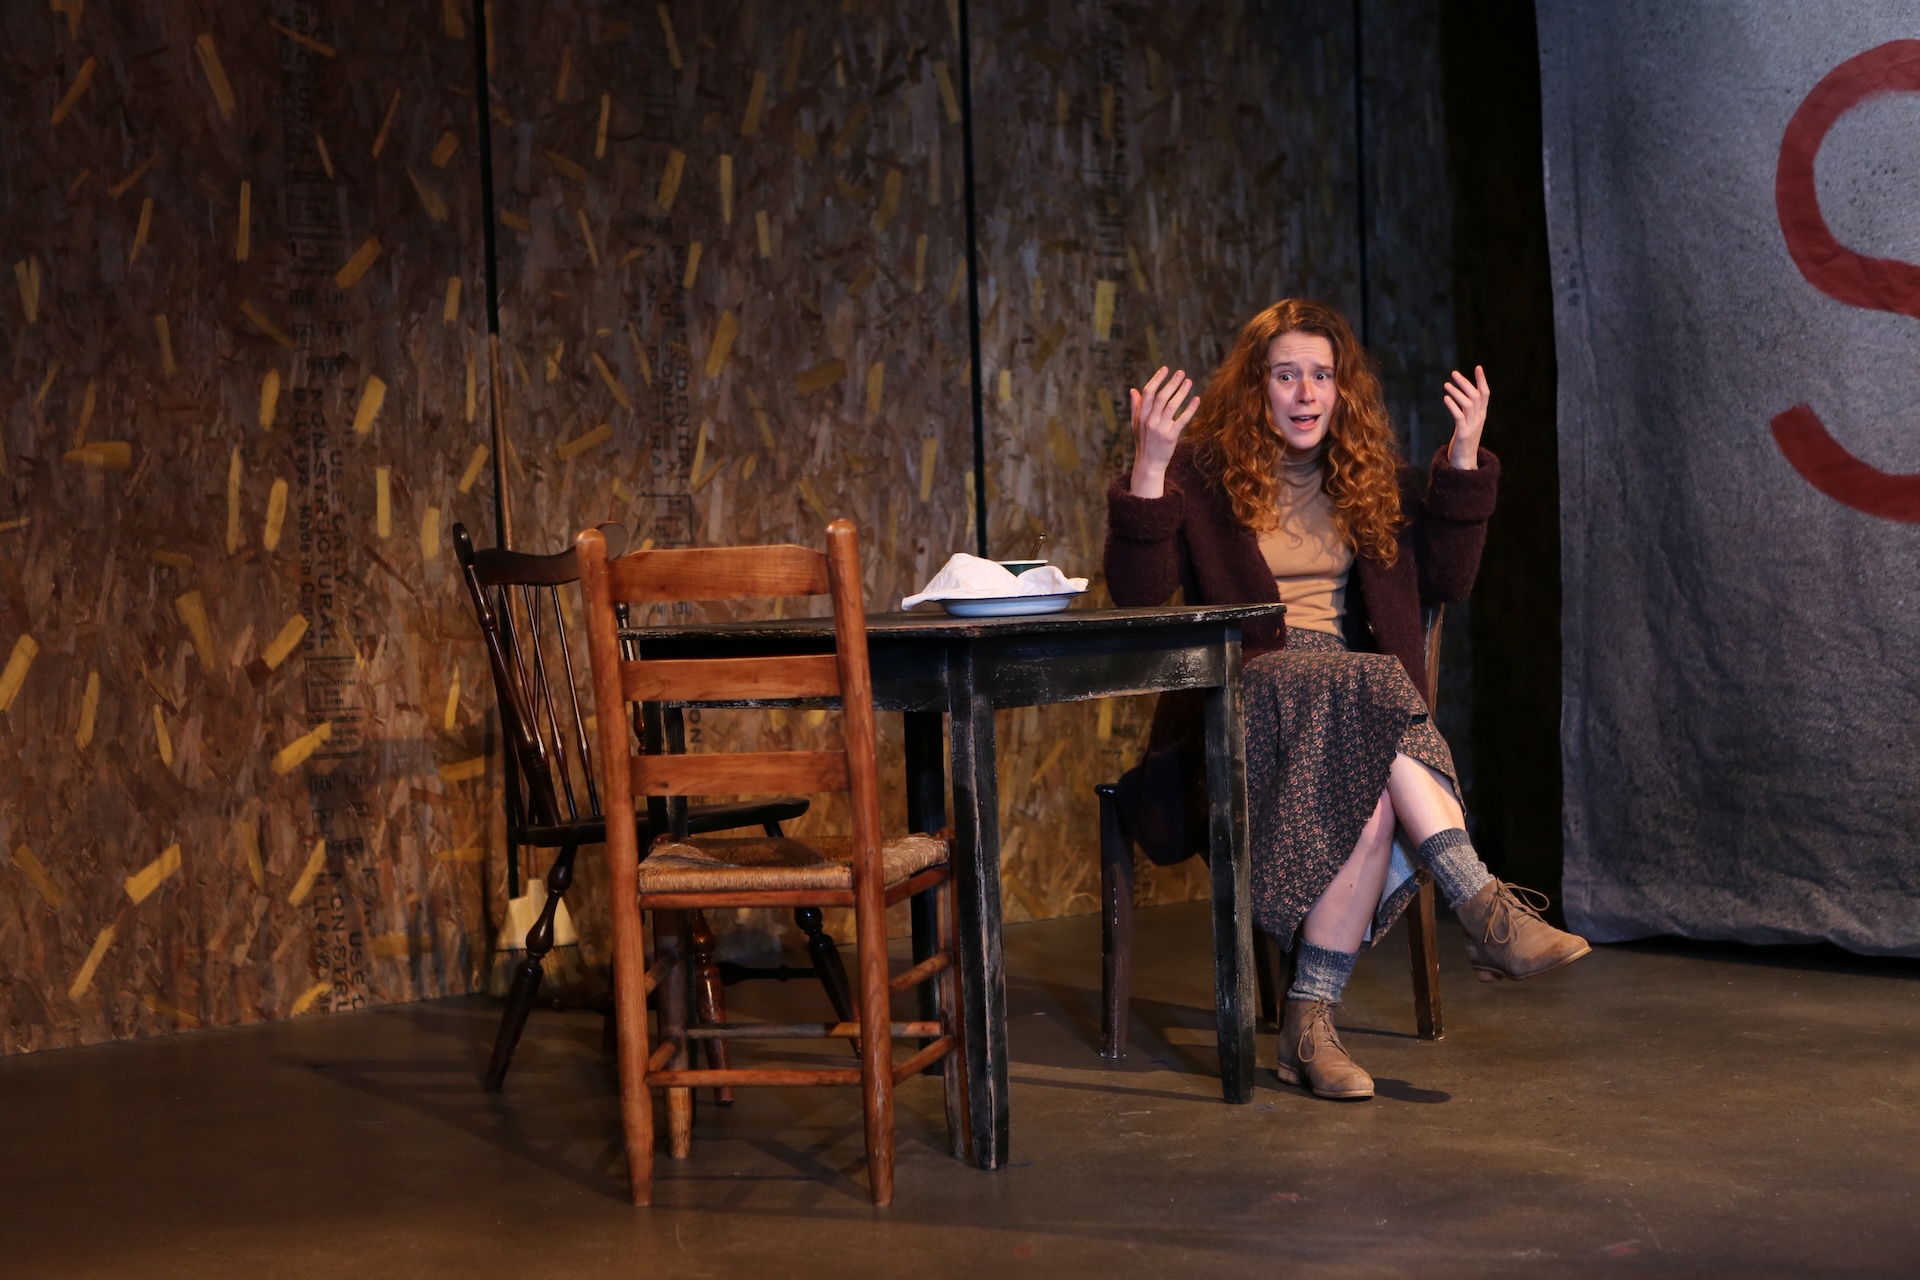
<box><xmin>2</xmin><ymin>901</ymin><xmax>1915</xmax><ymax>1278</ymax></box>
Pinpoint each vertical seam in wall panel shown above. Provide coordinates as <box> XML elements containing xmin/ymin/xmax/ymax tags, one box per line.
<box><xmin>468</xmin><ymin>0</ymin><xmax>512</xmax><ymax>904</ymax></box>
<box><xmin>1353</xmin><ymin>0</ymin><xmax>1371</xmax><ymax>344</ymax></box>
<box><xmin>469</xmin><ymin>0</ymin><xmax>507</xmax><ymax>552</ymax></box>
<box><xmin>958</xmin><ymin>0</ymin><xmax>990</xmax><ymax>557</ymax></box>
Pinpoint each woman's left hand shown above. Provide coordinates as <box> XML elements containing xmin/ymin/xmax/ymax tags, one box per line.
<box><xmin>1442</xmin><ymin>365</ymin><xmax>1490</xmax><ymax>470</ymax></box>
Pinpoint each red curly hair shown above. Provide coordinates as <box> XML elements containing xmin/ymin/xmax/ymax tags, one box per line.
<box><xmin>1186</xmin><ymin>298</ymin><xmax>1405</xmax><ymax>565</ymax></box>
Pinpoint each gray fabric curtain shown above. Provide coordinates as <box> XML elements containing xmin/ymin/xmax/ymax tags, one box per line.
<box><xmin>1540</xmin><ymin>3</ymin><xmax>1920</xmax><ymax>954</ymax></box>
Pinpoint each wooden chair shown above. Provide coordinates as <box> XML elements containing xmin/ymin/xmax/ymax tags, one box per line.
<box><xmin>1094</xmin><ymin>606</ymin><xmax>1450</xmax><ymax>1058</ymax></box>
<box><xmin>576</xmin><ymin>518</ymin><xmax>966</xmax><ymax>1207</ymax></box>
<box><xmin>452</xmin><ymin>523</ymin><xmax>853</xmax><ymax>1093</ymax></box>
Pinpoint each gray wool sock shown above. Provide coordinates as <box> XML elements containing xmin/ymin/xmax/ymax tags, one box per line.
<box><xmin>1418</xmin><ymin>827</ymin><xmax>1495</xmax><ymax>908</ymax></box>
<box><xmin>1287</xmin><ymin>939</ymin><xmax>1358</xmax><ymax>1004</ymax></box>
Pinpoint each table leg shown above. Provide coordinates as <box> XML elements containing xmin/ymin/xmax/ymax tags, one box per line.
<box><xmin>947</xmin><ymin>651</ymin><xmax>1006</xmax><ymax>1169</ymax></box>
<box><xmin>1203</xmin><ymin>636</ymin><xmax>1256</xmax><ymax>1104</ymax></box>
<box><xmin>904</xmin><ymin>711</ymin><xmax>946</xmax><ymax>1060</ymax></box>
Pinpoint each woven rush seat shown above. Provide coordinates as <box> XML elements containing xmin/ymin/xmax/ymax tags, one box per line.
<box><xmin>638</xmin><ymin>833</ymin><xmax>949</xmax><ymax>894</ymax></box>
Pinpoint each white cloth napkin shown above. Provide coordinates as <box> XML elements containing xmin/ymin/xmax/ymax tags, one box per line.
<box><xmin>901</xmin><ymin>553</ymin><xmax>1089</xmax><ymax>608</ymax></box>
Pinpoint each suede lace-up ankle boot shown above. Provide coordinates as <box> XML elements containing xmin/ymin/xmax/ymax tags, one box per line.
<box><xmin>1456</xmin><ymin>880</ymin><xmax>1592</xmax><ymax>981</ymax></box>
<box><xmin>1274</xmin><ymin>998</ymin><xmax>1374</xmax><ymax>1100</ymax></box>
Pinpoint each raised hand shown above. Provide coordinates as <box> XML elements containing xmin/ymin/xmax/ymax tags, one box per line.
<box><xmin>1128</xmin><ymin>366</ymin><xmax>1200</xmax><ymax>498</ymax></box>
<box><xmin>1442</xmin><ymin>365</ymin><xmax>1490</xmax><ymax>470</ymax></box>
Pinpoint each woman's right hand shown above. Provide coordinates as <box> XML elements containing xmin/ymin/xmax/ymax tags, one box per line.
<box><xmin>1128</xmin><ymin>366</ymin><xmax>1199</xmax><ymax>499</ymax></box>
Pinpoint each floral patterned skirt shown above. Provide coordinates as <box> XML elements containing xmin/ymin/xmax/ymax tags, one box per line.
<box><xmin>1243</xmin><ymin>627</ymin><xmax>1458</xmax><ymax>951</ymax></box>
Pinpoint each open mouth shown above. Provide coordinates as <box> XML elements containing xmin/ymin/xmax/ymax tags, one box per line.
<box><xmin>1288</xmin><ymin>414</ymin><xmax>1319</xmax><ymax>427</ymax></box>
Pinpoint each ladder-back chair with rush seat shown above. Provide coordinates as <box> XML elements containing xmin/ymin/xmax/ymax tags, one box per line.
<box><xmin>453</xmin><ymin>523</ymin><xmax>851</xmax><ymax>1092</ymax></box>
<box><xmin>577</xmin><ymin>519</ymin><xmax>966</xmax><ymax>1208</ymax></box>
<box><xmin>1094</xmin><ymin>605</ymin><xmax>1451</xmax><ymax>1058</ymax></box>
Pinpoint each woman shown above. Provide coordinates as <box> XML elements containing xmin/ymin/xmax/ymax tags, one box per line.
<box><xmin>1104</xmin><ymin>298</ymin><xmax>1588</xmax><ymax>1101</ymax></box>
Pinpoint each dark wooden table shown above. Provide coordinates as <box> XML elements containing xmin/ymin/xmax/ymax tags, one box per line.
<box><xmin>624</xmin><ymin>603</ymin><xmax>1284</xmax><ymax>1170</ymax></box>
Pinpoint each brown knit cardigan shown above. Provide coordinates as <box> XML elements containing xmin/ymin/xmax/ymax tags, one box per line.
<box><xmin>1102</xmin><ymin>441</ymin><xmax>1500</xmax><ymax>863</ymax></box>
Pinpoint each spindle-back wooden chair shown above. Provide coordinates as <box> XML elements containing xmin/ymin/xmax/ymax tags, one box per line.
<box><xmin>1094</xmin><ymin>606</ymin><xmax>1451</xmax><ymax>1058</ymax></box>
<box><xmin>576</xmin><ymin>519</ymin><xmax>965</xmax><ymax>1207</ymax></box>
<box><xmin>453</xmin><ymin>524</ymin><xmax>847</xmax><ymax>1092</ymax></box>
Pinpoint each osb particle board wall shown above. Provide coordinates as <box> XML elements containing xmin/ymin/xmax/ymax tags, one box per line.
<box><xmin>482</xmin><ymin>0</ymin><xmax>1398</xmax><ymax>947</ymax></box>
<box><xmin>0</xmin><ymin>0</ymin><xmax>1461</xmax><ymax>1052</ymax></box>
<box><xmin>963</xmin><ymin>0</ymin><xmax>1387</xmax><ymax>924</ymax></box>
<box><xmin>0</xmin><ymin>2</ymin><xmax>497</xmax><ymax>1054</ymax></box>
<box><xmin>476</xmin><ymin>0</ymin><xmax>980</xmax><ymax>959</ymax></box>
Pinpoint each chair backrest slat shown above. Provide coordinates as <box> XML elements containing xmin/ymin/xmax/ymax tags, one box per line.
<box><xmin>623</xmin><ymin>654</ymin><xmax>840</xmax><ymax>704</ymax></box>
<box><xmin>629</xmin><ymin>750</ymin><xmax>850</xmax><ymax>798</ymax></box>
<box><xmin>549</xmin><ymin>584</ymin><xmax>601</xmax><ymax>816</ymax></box>
<box><xmin>500</xmin><ymin>586</ymin><xmax>541</xmax><ymax>766</ymax></box>
<box><xmin>521</xmin><ymin>584</ymin><xmax>583</xmax><ymax>822</ymax></box>
<box><xmin>607</xmin><ymin>544</ymin><xmax>829</xmax><ymax>602</ymax></box>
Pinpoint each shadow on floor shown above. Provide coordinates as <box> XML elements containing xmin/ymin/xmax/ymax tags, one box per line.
<box><xmin>3</xmin><ymin>900</ymin><xmax>1918</xmax><ymax>1279</ymax></box>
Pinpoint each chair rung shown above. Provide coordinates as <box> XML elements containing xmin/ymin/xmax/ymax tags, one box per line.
<box><xmin>641</xmin><ymin>888</ymin><xmax>854</xmax><ymax>909</ymax></box>
<box><xmin>685</xmin><ymin>1020</ymin><xmax>942</xmax><ymax>1040</ymax></box>
<box><xmin>888</xmin><ymin>951</ymin><xmax>951</xmax><ymax>993</ymax></box>
<box><xmin>647</xmin><ymin>1039</ymin><xmax>679</xmax><ymax>1072</ymax></box>
<box><xmin>891</xmin><ymin>1037</ymin><xmax>955</xmax><ymax>1084</ymax></box>
<box><xmin>641</xmin><ymin>954</ymin><xmax>678</xmax><ymax>996</ymax></box>
<box><xmin>882</xmin><ymin>864</ymin><xmax>950</xmax><ymax>905</ymax></box>
<box><xmin>651</xmin><ymin>1066</ymin><xmax>863</xmax><ymax>1087</ymax></box>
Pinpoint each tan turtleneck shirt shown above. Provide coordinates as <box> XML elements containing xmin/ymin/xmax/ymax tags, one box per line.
<box><xmin>1256</xmin><ymin>453</ymin><xmax>1354</xmax><ymax>638</ymax></box>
